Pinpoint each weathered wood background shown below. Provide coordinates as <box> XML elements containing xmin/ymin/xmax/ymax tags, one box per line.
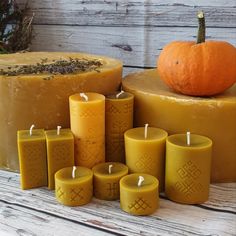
<box><xmin>19</xmin><ymin>0</ymin><xmax>236</xmax><ymax>75</ymax></box>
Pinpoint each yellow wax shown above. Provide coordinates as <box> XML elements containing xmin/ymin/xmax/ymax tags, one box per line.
<box><xmin>165</xmin><ymin>134</ymin><xmax>212</xmax><ymax>204</ymax></box>
<box><xmin>120</xmin><ymin>173</ymin><xmax>159</xmax><ymax>215</ymax></box>
<box><xmin>92</xmin><ymin>162</ymin><xmax>128</xmax><ymax>200</ymax></box>
<box><xmin>17</xmin><ymin>129</ymin><xmax>47</xmax><ymax>190</ymax></box>
<box><xmin>124</xmin><ymin>127</ymin><xmax>168</xmax><ymax>192</ymax></box>
<box><xmin>105</xmin><ymin>92</ymin><xmax>134</xmax><ymax>163</ymax></box>
<box><xmin>45</xmin><ymin>128</ymin><xmax>74</xmax><ymax>190</ymax></box>
<box><xmin>55</xmin><ymin>166</ymin><xmax>93</xmax><ymax>206</ymax></box>
<box><xmin>0</xmin><ymin>52</ymin><xmax>122</xmax><ymax>172</ymax></box>
<box><xmin>69</xmin><ymin>93</ymin><xmax>105</xmax><ymax>168</ymax></box>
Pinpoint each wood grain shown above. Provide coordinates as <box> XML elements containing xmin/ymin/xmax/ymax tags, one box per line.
<box><xmin>0</xmin><ymin>170</ymin><xmax>235</xmax><ymax>236</ymax></box>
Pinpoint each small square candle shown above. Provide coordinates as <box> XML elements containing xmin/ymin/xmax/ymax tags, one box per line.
<box><xmin>17</xmin><ymin>125</ymin><xmax>47</xmax><ymax>190</ymax></box>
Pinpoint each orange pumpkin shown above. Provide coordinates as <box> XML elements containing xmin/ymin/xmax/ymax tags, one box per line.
<box><xmin>157</xmin><ymin>12</ymin><xmax>236</xmax><ymax>96</ymax></box>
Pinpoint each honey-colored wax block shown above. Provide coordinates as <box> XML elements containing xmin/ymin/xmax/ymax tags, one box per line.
<box><xmin>105</xmin><ymin>92</ymin><xmax>134</xmax><ymax>163</ymax></box>
<box><xmin>165</xmin><ymin>133</ymin><xmax>212</xmax><ymax>204</ymax></box>
<box><xmin>120</xmin><ymin>173</ymin><xmax>159</xmax><ymax>215</ymax></box>
<box><xmin>17</xmin><ymin>129</ymin><xmax>47</xmax><ymax>190</ymax></box>
<box><xmin>55</xmin><ymin>166</ymin><xmax>93</xmax><ymax>206</ymax></box>
<box><xmin>123</xmin><ymin>69</ymin><xmax>236</xmax><ymax>183</ymax></box>
<box><xmin>124</xmin><ymin>126</ymin><xmax>168</xmax><ymax>192</ymax></box>
<box><xmin>0</xmin><ymin>52</ymin><xmax>122</xmax><ymax>172</ymax></box>
<box><xmin>45</xmin><ymin>128</ymin><xmax>74</xmax><ymax>190</ymax></box>
<box><xmin>69</xmin><ymin>92</ymin><xmax>105</xmax><ymax>168</ymax></box>
<box><xmin>92</xmin><ymin>162</ymin><xmax>128</xmax><ymax>200</ymax></box>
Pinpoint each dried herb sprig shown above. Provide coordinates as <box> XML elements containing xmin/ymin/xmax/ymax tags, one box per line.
<box><xmin>0</xmin><ymin>58</ymin><xmax>103</xmax><ymax>76</ymax></box>
<box><xmin>0</xmin><ymin>0</ymin><xmax>34</xmax><ymax>53</ymax></box>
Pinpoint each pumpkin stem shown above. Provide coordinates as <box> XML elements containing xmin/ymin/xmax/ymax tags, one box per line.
<box><xmin>197</xmin><ymin>11</ymin><xmax>205</xmax><ymax>44</ymax></box>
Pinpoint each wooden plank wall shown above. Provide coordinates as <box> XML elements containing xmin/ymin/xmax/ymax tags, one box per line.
<box><xmin>20</xmin><ymin>0</ymin><xmax>236</xmax><ymax>75</ymax></box>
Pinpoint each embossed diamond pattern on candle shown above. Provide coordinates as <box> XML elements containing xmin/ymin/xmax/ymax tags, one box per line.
<box><xmin>128</xmin><ymin>197</ymin><xmax>151</xmax><ymax>211</ymax></box>
<box><xmin>70</xmin><ymin>188</ymin><xmax>84</xmax><ymax>202</ymax></box>
<box><xmin>56</xmin><ymin>186</ymin><xmax>64</xmax><ymax>199</ymax></box>
<box><xmin>135</xmin><ymin>154</ymin><xmax>152</xmax><ymax>172</ymax></box>
<box><xmin>106</xmin><ymin>182</ymin><xmax>118</xmax><ymax>197</ymax></box>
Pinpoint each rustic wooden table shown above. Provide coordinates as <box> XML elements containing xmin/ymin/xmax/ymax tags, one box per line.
<box><xmin>0</xmin><ymin>170</ymin><xmax>235</xmax><ymax>236</ymax></box>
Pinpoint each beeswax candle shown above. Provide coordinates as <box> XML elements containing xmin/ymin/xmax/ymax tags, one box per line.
<box><xmin>69</xmin><ymin>92</ymin><xmax>105</xmax><ymax>168</ymax></box>
<box><xmin>165</xmin><ymin>133</ymin><xmax>212</xmax><ymax>204</ymax></box>
<box><xmin>45</xmin><ymin>127</ymin><xmax>74</xmax><ymax>190</ymax></box>
<box><xmin>124</xmin><ymin>125</ymin><xmax>168</xmax><ymax>191</ymax></box>
<box><xmin>123</xmin><ymin>69</ymin><xmax>236</xmax><ymax>182</ymax></box>
<box><xmin>105</xmin><ymin>91</ymin><xmax>134</xmax><ymax>163</ymax></box>
<box><xmin>17</xmin><ymin>125</ymin><xmax>47</xmax><ymax>190</ymax></box>
<box><xmin>120</xmin><ymin>173</ymin><xmax>159</xmax><ymax>215</ymax></box>
<box><xmin>55</xmin><ymin>166</ymin><xmax>93</xmax><ymax>206</ymax></box>
<box><xmin>92</xmin><ymin>162</ymin><xmax>128</xmax><ymax>200</ymax></box>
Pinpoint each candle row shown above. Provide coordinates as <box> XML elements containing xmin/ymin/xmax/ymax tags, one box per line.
<box><xmin>55</xmin><ymin>163</ymin><xmax>159</xmax><ymax>216</ymax></box>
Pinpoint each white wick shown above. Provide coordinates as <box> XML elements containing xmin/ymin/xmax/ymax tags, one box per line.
<box><xmin>138</xmin><ymin>176</ymin><xmax>144</xmax><ymax>187</ymax></box>
<box><xmin>116</xmin><ymin>90</ymin><xmax>124</xmax><ymax>99</ymax></box>
<box><xmin>80</xmin><ymin>93</ymin><xmax>88</xmax><ymax>102</ymax></box>
<box><xmin>187</xmin><ymin>131</ymin><xmax>191</xmax><ymax>146</ymax></box>
<box><xmin>72</xmin><ymin>166</ymin><xmax>76</xmax><ymax>179</ymax></box>
<box><xmin>108</xmin><ymin>164</ymin><xmax>113</xmax><ymax>174</ymax></box>
<box><xmin>144</xmin><ymin>123</ymin><xmax>149</xmax><ymax>139</ymax></box>
<box><xmin>57</xmin><ymin>126</ymin><xmax>61</xmax><ymax>135</ymax></box>
<box><xmin>29</xmin><ymin>124</ymin><xmax>35</xmax><ymax>136</ymax></box>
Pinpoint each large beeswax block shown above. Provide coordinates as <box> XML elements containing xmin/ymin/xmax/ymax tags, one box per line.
<box><xmin>122</xmin><ymin>69</ymin><xmax>236</xmax><ymax>183</ymax></box>
<box><xmin>45</xmin><ymin>128</ymin><xmax>74</xmax><ymax>190</ymax></box>
<box><xmin>17</xmin><ymin>129</ymin><xmax>47</xmax><ymax>190</ymax></box>
<box><xmin>0</xmin><ymin>52</ymin><xmax>122</xmax><ymax>172</ymax></box>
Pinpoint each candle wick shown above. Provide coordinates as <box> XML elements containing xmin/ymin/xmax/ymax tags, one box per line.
<box><xmin>80</xmin><ymin>93</ymin><xmax>88</xmax><ymax>102</ymax></box>
<box><xmin>72</xmin><ymin>166</ymin><xmax>76</xmax><ymax>179</ymax></box>
<box><xmin>57</xmin><ymin>125</ymin><xmax>62</xmax><ymax>135</ymax></box>
<box><xmin>144</xmin><ymin>123</ymin><xmax>149</xmax><ymax>139</ymax></box>
<box><xmin>187</xmin><ymin>131</ymin><xmax>191</xmax><ymax>146</ymax></box>
<box><xmin>29</xmin><ymin>124</ymin><xmax>35</xmax><ymax>136</ymax></box>
<box><xmin>116</xmin><ymin>90</ymin><xmax>124</xmax><ymax>99</ymax></box>
<box><xmin>138</xmin><ymin>176</ymin><xmax>144</xmax><ymax>187</ymax></box>
<box><xmin>108</xmin><ymin>164</ymin><xmax>113</xmax><ymax>174</ymax></box>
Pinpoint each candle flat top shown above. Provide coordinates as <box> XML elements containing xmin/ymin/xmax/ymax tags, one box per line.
<box><xmin>70</xmin><ymin>92</ymin><xmax>105</xmax><ymax>103</ymax></box>
<box><xmin>125</xmin><ymin>127</ymin><xmax>168</xmax><ymax>141</ymax></box>
<box><xmin>168</xmin><ymin>134</ymin><xmax>212</xmax><ymax>148</ymax></box>
<box><xmin>17</xmin><ymin>129</ymin><xmax>45</xmax><ymax>140</ymax></box>
<box><xmin>45</xmin><ymin>129</ymin><xmax>73</xmax><ymax>140</ymax></box>
<box><xmin>106</xmin><ymin>92</ymin><xmax>134</xmax><ymax>100</ymax></box>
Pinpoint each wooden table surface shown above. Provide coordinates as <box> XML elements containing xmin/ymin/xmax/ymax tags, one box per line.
<box><xmin>0</xmin><ymin>170</ymin><xmax>235</xmax><ymax>236</ymax></box>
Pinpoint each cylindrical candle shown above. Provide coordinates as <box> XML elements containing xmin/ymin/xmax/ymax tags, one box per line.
<box><xmin>120</xmin><ymin>173</ymin><xmax>159</xmax><ymax>215</ymax></box>
<box><xmin>165</xmin><ymin>133</ymin><xmax>212</xmax><ymax>204</ymax></box>
<box><xmin>105</xmin><ymin>91</ymin><xmax>134</xmax><ymax>163</ymax></box>
<box><xmin>124</xmin><ymin>126</ymin><xmax>168</xmax><ymax>191</ymax></box>
<box><xmin>92</xmin><ymin>162</ymin><xmax>128</xmax><ymax>200</ymax></box>
<box><xmin>69</xmin><ymin>92</ymin><xmax>105</xmax><ymax>168</ymax></box>
<box><xmin>55</xmin><ymin>166</ymin><xmax>93</xmax><ymax>206</ymax></box>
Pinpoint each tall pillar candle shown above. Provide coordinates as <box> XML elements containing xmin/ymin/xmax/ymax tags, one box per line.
<box><xmin>105</xmin><ymin>91</ymin><xmax>134</xmax><ymax>163</ymax></box>
<box><xmin>69</xmin><ymin>92</ymin><xmax>105</xmax><ymax>168</ymax></box>
<box><xmin>165</xmin><ymin>132</ymin><xmax>212</xmax><ymax>204</ymax></box>
<box><xmin>17</xmin><ymin>125</ymin><xmax>47</xmax><ymax>190</ymax></box>
<box><xmin>124</xmin><ymin>125</ymin><xmax>168</xmax><ymax>191</ymax></box>
<box><xmin>45</xmin><ymin>127</ymin><xmax>74</xmax><ymax>190</ymax></box>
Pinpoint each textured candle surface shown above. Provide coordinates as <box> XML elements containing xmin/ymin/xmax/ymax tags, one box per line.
<box><xmin>123</xmin><ymin>69</ymin><xmax>236</xmax><ymax>183</ymax></box>
<box><xmin>70</xmin><ymin>93</ymin><xmax>105</xmax><ymax>168</ymax></box>
<box><xmin>45</xmin><ymin>128</ymin><xmax>74</xmax><ymax>190</ymax></box>
<box><xmin>105</xmin><ymin>92</ymin><xmax>134</xmax><ymax>163</ymax></box>
<box><xmin>92</xmin><ymin>162</ymin><xmax>128</xmax><ymax>200</ymax></box>
<box><xmin>120</xmin><ymin>173</ymin><xmax>159</xmax><ymax>215</ymax></box>
<box><xmin>55</xmin><ymin>166</ymin><xmax>93</xmax><ymax>206</ymax></box>
<box><xmin>17</xmin><ymin>129</ymin><xmax>47</xmax><ymax>190</ymax></box>
<box><xmin>165</xmin><ymin>134</ymin><xmax>212</xmax><ymax>204</ymax></box>
<box><xmin>0</xmin><ymin>52</ymin><xmax>122</xmax><ymax>172</ymax></box>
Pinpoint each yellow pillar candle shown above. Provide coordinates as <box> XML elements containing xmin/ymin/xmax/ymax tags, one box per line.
<box><xmin>45</xmin><ymin>127</ymin><xmax>74</xmax><ymax>190</ymax></box>
<box><xmin>69</xmin><ymin>92</ymin><xmax>105</xmax><ymax>168</ymax></box>
<box><xmin>124</xmin><ymin>125</ymin><xmax>168</xmax><ymax>192</ymax></box>
<box><xmin>92</xmin><ymin>162</ymin><xmax>128</xmax><ymax>200</ymax></box>
<box><xmin>165</xmin><ymin>132</ymin><xmax>212</xmax><ymax>204</ymax></box>
<box><xmin>120</xmin><ymin>173</ymin><xmax>159</xmax><ymax>215</ymax></box>
<box><xmin>55</xmin><ymin>166</ymin><xmax>93</xmax><ymax>206</ymax></box>
<box><xmin>17</xmin><ymin>125</ymin><xmax>47</xmax><ymax>190</ymax></box>
<box><xmin>105</xmin><ymin>91</ymin><xmax>134</xmax><ymax>163</ymax></box>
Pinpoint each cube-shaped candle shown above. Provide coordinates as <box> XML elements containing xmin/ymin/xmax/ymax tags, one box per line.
<box><xmin>17</xmin><ymin>126</ymin><xmax>47</xmax><ymax>190</ymax></box>
<box><xmin>45</xmin><ymin>127</ymin><xmax>74</xmax><ymax>190</ymax></box>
